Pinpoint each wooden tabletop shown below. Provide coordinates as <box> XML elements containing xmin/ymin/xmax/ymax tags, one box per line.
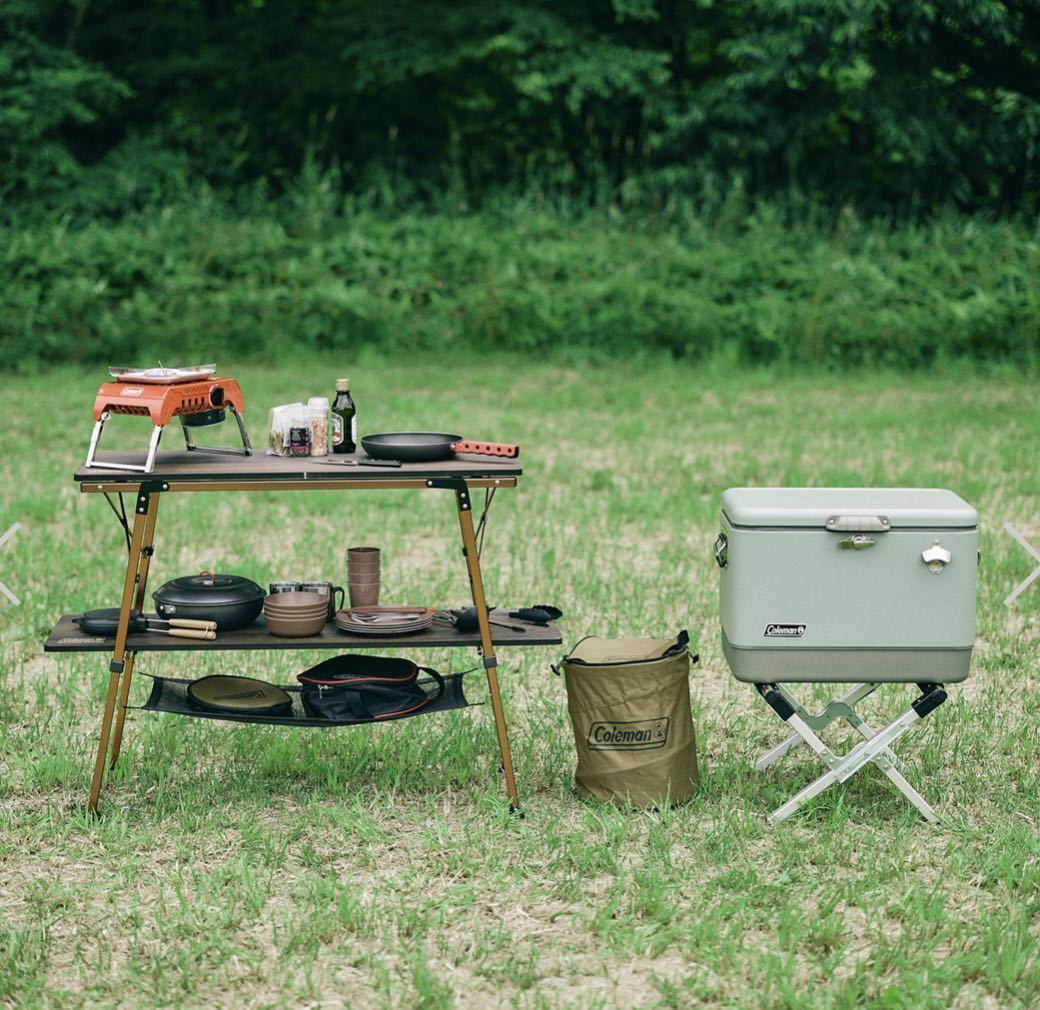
<box><xmin>74</xmin><ymin>450</ymin><xmax>523</xmax><ymax>485</ymax></box>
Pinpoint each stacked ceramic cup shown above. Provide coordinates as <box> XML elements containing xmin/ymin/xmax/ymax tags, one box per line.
<box><xmin>347</xmin><ymin>547</ymin><xmax>381</xmax><ymax>606</ymax></box>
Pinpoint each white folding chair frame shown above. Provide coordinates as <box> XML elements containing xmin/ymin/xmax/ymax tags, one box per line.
<box><xmin>753</xmin><ymin>681</ymin><xmax>947</xmax><ymax>825</ymax></box>
<box><xmin>0</xmin><ymin>522</ymin><xmax>21</xmax><ymax>606</ymax></box>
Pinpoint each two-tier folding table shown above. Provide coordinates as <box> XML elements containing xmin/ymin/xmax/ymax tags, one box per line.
<box><xmin>44</xmin><ymin>452</ymin><xmax>560</xmax><ymax>813</ymax></box>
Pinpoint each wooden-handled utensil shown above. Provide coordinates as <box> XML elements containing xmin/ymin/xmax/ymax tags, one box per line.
<box><xmin>152</xmin><ymin>626</ymin><xmax>216</xmax><ymax>640</ymax></box>
<box><xmin>154</xmin><ymin>617</ymin><xmax>217</xmax><ymax>631</ymax></box>
<box><xmin>360</xmin><ymin>433</ymin><xmax>521</xmax><ymax>463</ymax></box>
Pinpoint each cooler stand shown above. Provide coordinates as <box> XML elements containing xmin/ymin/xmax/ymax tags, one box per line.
<box><xmin>754</xmin><ymin>681</ymin><xmax>947</xmax><ymax>824</ymax></box>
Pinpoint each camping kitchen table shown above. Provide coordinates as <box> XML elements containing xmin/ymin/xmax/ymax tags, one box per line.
<box><xmin>44</xmin><ymin>451</ymin><xmax>561</xmax><ymax>813</ymax></box>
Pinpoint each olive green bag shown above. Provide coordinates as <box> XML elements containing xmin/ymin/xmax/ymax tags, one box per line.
<box><xmin>556</xmin><ymin>631</ymin><xmax>700</xmax><ymax>808</ymax></box>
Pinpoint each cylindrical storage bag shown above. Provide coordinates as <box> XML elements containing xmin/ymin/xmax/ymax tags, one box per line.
<box><xmin>558</xmin><ymin>631</ymin><xmax>699</xmax><ymax>808</ymax></box>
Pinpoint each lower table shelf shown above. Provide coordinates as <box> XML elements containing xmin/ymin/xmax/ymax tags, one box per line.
<box><xmin>44</xmin><ymin>615</ymin><xmax>563</xmax><ymax>653</ymax></box>
<box><xmin>138</xmin><ymin>673</ymin><xmax>473</xmax><ymax>727</ymax></box>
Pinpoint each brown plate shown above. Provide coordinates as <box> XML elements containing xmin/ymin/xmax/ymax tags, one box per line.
<box><xmin>334</xmin><ymin>606</ymin><xmax>434</xmax><ymax>635</ymax></box>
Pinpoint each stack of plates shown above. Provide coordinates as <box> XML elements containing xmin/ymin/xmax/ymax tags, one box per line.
<box><xmin>335</xmin><ymin>607</ymin><xmax>435</xmax><ymax>636</ymax></box>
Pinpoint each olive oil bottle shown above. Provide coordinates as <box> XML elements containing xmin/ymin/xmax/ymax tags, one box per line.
<box><xmin>331</xmin><ymin>377</ymin><xmax>356</xmax><ymax>453</ymax></box>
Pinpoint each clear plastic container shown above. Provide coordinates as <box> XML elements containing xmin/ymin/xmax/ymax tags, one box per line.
<box><xmin>267</xmin><ymin>402</ymin><xmax>304</xmax><ymax>456</ymax></box>
<box><xmin>307</xmin><ymin>397</ymin><xmax>329</xmax><ymax>455</ymax></box>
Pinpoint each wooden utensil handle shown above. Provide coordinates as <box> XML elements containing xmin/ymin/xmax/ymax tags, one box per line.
<box><xmin>168</xmin><ymin>628</ymin><xmax>217</xmax><ymax>640</ymax></box>
<box><xmin>451</xmin><ymin>441</ymin><xmax>520</xmax><ymax>458</ymax></box>
<box><xmin>169</xmin><ymin>618</ymin><xmax>218</xmax><ymax>631</ymax></box>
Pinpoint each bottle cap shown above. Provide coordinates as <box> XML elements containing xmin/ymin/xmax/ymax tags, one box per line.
<box><xmin>308</xmin><ymin>397</ymin><xmax>329</xmax><ymax>409</ymax></box>
<box><xmin>336</xmin><ymin>378</ymin><xmax>350</xmax><ymax>391</ymax></box>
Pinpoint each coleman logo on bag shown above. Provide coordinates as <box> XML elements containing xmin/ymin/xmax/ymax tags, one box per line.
<box><xmin>764</xmin><ymin>623</ymin><xmax>806</xmax><ymax>638</ymax></box>
<box><xmin>588</xmin><ymin>718</ymin><xmax>669</xmax><ymax>751</ymax></box>
<box><xmin>215</xmin><ymin>689</ymin><xmax>267</xmax><ymax>701</ymax></box>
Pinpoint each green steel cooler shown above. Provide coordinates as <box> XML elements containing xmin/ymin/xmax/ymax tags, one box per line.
<box><xmin>714</xmin><ymin>487</ymin><xmax>978</xmax><ymax>824</ymax></box>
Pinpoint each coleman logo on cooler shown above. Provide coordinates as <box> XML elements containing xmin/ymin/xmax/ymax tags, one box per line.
<box><xmin>764</xmin><ymin>623</ymin><xmax>806</xmax><ymax>638</ymax></box>
<box><xmin>588</xmin><ymin>718</ymin><xmax>669</xmax><ymax>751</ymax></box>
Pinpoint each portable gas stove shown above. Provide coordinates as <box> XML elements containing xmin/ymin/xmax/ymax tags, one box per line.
<box><xmin>84</xmin><ymin>365</ymin><xmax>252</xmax><ymax>474</ymax></box>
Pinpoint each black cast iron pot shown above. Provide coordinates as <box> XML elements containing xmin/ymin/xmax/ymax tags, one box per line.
<box><xmin>152</xmin><ymin>571</ymin><xmax>265</xmax><ymax>630</ymax></box>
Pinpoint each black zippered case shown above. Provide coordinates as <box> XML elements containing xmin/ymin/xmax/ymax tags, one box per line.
<box><xmin>297</xmin><ymin>654</ymin><xmax>446</xmax><ymax>721</ymax></box>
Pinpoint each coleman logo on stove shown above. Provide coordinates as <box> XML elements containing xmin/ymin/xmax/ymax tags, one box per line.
<box><xmin>588</xmin><ymin>718</ymin><xmax>669</xmax><ymax>751</ymax></box>
<box><xmin>764</xmin><ymin>624</ymin><xmax>806</xmax><ymax>638</ymax></box>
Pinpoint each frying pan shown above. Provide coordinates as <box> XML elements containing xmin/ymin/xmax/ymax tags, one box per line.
<box><xmin>76</xmin><ymin>608</ymin><xmax>216</xmax><ymax>640</ymax></box>
<box><xmin>360</xmin><ymin>432</ymin><xmax>520</xmax><ymax>464</ymax></box>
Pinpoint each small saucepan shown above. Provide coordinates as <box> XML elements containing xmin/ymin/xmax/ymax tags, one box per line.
<box><xmin>360</xmin><ymin>432</ymin><xmax>520</xmax><ymax>464</ymax></box>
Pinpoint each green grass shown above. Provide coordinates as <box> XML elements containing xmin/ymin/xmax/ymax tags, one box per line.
<box><xmin>2</xmin><ymin>354</ymin><xmax>1039</xmax><ymax>1008</ymax></box>
<box><xmin>3</xmin><ymin>198</ymin><xmax>1039</xmax><ymax>370</ymax></box>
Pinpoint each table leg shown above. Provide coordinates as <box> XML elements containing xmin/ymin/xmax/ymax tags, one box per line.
<box><xmin>455</xmin><ymin>487</ymin><xmax>520</xmax><ymax>810</ymax></box>
<box><xmin>109</xmin><ymin>492</ymin><xmax>161</xmax><ymax>768</ymax></box>
<box><xmin>88</xmin><ymin>489</ymin><xmax>151</xmax><ymax>813</ymax></box>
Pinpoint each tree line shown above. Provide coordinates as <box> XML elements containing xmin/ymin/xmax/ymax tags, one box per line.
<box><xmin>3</xmin><ymin>0</ymin><xmax>1039</xmax><ymax>216</ymax></box>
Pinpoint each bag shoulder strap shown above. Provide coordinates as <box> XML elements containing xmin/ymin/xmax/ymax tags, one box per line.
<box><xmin>416</xmin><ymin>666</ymin><xmax>446</xmax><ymax>701</ymax></box>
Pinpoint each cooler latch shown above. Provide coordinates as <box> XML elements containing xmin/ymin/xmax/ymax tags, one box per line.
<box><xmin>839</xmin><ymin>535</ymin><xmax>876</xmax><ymax>550</ymax></box>
<box><xmin>826</xmin><ymin>515</ymin><xmax>891</xmax><ymax>532</ymax></box>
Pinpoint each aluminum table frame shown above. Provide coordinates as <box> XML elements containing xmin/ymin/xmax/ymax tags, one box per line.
<box><xmin>754</xmin><ymin>680</ymin><xmax>948</xmax><ymax>824</ymax></box>
<box><xmin>70</xmin><ymin>453</ymin><xmax>531</xmax><ymax>815</ymax></box>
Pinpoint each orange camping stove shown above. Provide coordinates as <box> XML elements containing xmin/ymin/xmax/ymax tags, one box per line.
<box><xmin>84</xmin><ymin>377</ymin><xmax>252</xmax><ymax>474</ymax></box>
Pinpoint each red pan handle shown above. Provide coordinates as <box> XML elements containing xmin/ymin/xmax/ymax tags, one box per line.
<box><xmin>451</xmin><ymin>441</ymin><xmax>520</xmax><ymax>459</ymax></box>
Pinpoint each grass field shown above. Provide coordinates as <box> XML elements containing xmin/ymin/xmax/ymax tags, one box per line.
<box><xmin>1</xmin><ymin>355</ymin><xmax>1039</xmax><ymax>1009</ymax></box>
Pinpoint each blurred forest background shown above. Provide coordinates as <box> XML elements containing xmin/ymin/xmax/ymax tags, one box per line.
<box><xmin>2</xmin><ymin>0</ymin><xmax>1039</xmax><ymax>368</ymax></box>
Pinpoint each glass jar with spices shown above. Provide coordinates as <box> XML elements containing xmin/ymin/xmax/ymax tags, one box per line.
<box><xmin>307</xmin><ymin>397</ymin><xmax>329</xmax><ymax>455</ymax></box>
<box><xmin>288</xmin><ymin>406</ymin><xmax>312</xmax><ymax>457</ymax></box>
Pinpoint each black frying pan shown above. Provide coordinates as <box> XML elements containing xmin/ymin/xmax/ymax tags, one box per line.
<box><xmin>360</xmin><ymin>432</ymin><xmax>520</xmax><ymax>463</ymax></box>
<box><xmin>76</xmin><ymin>608</ymin><xmax>216</xmax><ymax>640</ymax></box>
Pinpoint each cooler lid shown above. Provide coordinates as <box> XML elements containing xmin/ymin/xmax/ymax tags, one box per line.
<box><xmin>721</xmin><ymin>487</ymin><xmax>978</xmax><ymax>529</ymax></box>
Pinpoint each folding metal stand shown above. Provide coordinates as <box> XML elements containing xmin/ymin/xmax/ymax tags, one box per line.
<box><xmin>84</xmin><ymin>405</ymin><xmax>252</xmax><ymax>475</ymax></box>
<box><xmin>754</xmin><ymin>681</ymin><xmax>947</xmax><ymax>824</ymax></box>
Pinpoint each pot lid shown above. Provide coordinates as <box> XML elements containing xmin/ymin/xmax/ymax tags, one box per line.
<box><xmin>154</xmin><ymin>572</ymin><xmax>265</xmax><ymax>605</ymax></box>
<box><xmin>721</xmin><ymin>488</ymin><xmax>978</xmax><ymax>529</ymax></box>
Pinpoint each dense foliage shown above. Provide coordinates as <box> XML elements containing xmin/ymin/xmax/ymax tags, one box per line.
<box><xmin>3</xmin><ymin>0</ymin><xmax>1040</xmax><ymax>215</ymax></box>
<box><xmin>4</xmin><ymin>194</ymin><xmax>1037</xmax><ymax>369</ymax></box>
